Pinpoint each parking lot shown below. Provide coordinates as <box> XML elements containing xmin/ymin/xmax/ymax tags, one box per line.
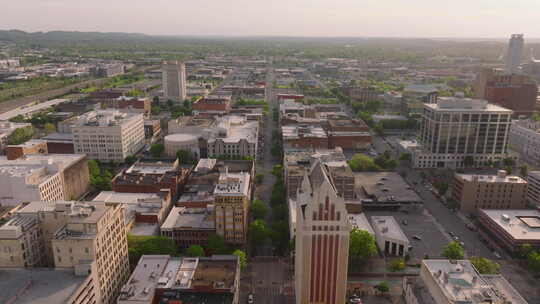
<box><xmin>366</xmin><ymin>208</ymin><xmax>452</xmax><ymax>260</ymax></box>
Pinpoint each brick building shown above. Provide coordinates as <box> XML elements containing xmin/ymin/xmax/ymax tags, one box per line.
<box><xmin>101</xmin><ymin>96</ymin><xmax>152</xmax><ymax>115</ymax></box>
<box><xmin>282</xmin><ymin>125</ymin><xmax>328</xmax><ymax>150</ymax></box>
<box><xmin>192</xmin><ymin>95</ymin><xmax>232</xmax><ymax>114</ymax></box>
<box><xmin>326</xmin><ymin>119</ymin><xmax>372</xmax><ymax>150</ymax></box>
<box><xmin>5</xmin><ymin>139</ymin><xmax>48</xmax><ymax>160</ymax></box>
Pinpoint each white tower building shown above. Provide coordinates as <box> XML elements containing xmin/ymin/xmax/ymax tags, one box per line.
<box><xmin>505</xmin><ymin>34</ymin><xmax>524</xmax><ymax>74</ymax></box>
<box><xmin>162</xmin><ymin>61</ymin><xmax>187</xmax><ymax>102</ymax></box>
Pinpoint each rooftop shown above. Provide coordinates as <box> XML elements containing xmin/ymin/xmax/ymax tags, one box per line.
<box><xmin>422</xmin><ymin>259</ymin><xmax>527</xmax><ymax>304</ymax></box>
<box><xmin>0</xmin><ymin>268</ymin><xmax>87</xmax><ymax>304</ymax></box>
<box><xmin>425</xmin><ymin>97</ymin><xmax>513</xmax><ymax>113</ymax></box>
<box><xmin>480</xmin><ymin>209</ymin><xmax>540</xmax><ymax>241</ymax></box>
<box><xmin>456</xmin><ymin>171</ymin><xmax>526</xmax><ymax>184</ymax></box>
<box><xmin>125</xmin><ymin>160</ymin><xmax>178</xmax><ymax>175</ymax></box>
<box><xmin>371</xmin><ymin>216</ymin><xmax>409</xmax><ymax>242</ymax></box>
<box><xmin>214</xmin><ymin>172</ymin><xmax>250</xmax><ymax>196</ymax></box>
<box><xmin>161</xmin><ymin>206</ymin><xmax>215</xmax><ymax>230</ymax></box>
<box><xmin>348</xmin><ymin>213</ymin><xmax>375</xmax><ymax>236</ymax></box>
<box><xmin>0</xmin><ymin>154</ymin><xmax>85</xmax><ymax>180</ymax></box>
<box><xmin>70</xmin><ymin>109</ymin><xmax>142</xmax><ymax>128</ymax></box>
<box><xmin>354</xmin><ymin>171</ymin><xmax>421</xmax><ymax>204</ymax></box>
<box><xmin>93</xmin><ymin>191</ymin><xmax>167</xmax><ymax>224</ymax></box>
<box><xmin>282</xmin><ymin>125</ymin><xmax>327</xmax><ymax>139</ymax></box>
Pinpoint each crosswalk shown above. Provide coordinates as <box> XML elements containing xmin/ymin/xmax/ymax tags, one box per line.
<box><xmin>255</xmin><ymin>286</ymin><xmax>282</xmax><ymax>297</ymax></box>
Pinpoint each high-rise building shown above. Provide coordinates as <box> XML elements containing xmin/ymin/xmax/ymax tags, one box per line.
<box><xmin>0</xmin><ymin>201</ymin><xmax>130</xmax><ymax>304</ymax></box>
<box><xmin>505</xmin><ymin>34</ymin><xmax>524</xmax><ymax>74</ymax></box>
<box><xmin>474</xmin><ymin>68</ymin><xmax>537</xmax><ymax>116</ymax></box>
<box><xmin>414</xmin><ymin>97</ymin><xmax>513</xmax><ymax>168</ymax></box>
<box><xmin>295</xmin><ymin>160</ymin><xmax>350</xmax><ymax>304</ymax></box>
<box><xmin>214</xmin><ymin>170</ymin><xmax>251</xmax><ymax>244</ymax></box>
<box><xmin>162</xmin><ymin>61</ymin><xmax>187</xmax><ymax>102</ymax></box>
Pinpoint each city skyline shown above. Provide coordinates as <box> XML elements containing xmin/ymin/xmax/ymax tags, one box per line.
<box><xmin>3</xmin><ymin>0</ymin><xmax>540</xmax><ymax>38</ymax></box>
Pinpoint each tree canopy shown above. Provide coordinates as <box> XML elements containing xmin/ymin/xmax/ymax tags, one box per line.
<box><xmin>442</xmin><ymin>241</ymin><xmax>464</xmax><ymax>260</ymax></box>
<box><xmin>470</xmin><ymin>257</ymin><xmax>500</xmax><ymax>274</ymax></box>
<box><xmin>349</xmin><ymin>228</ymin><xmax>378</xmax><ymax>268</ymax></box>
<box><xmin>150</xmin><ymin>143</ymin><xmax>164</xmax><ymax>158</ymax></box>
<box><xmin>186</xmin><ymin>245</ymin><xmax>205</xmax><ymax>257</ymax></box>
<box><xmin>249</xmin><ymin>219</ymin><xmax>269</xmax><ymax>245</ymax></box>
<box><xmin>232</xmin><ymin>250</ymin><xmax>247</xmax><ymax>270</ymax></box>
<box><xmin>128</xmin><ymin>235</ymin><xmax>179</xmax><ymax>267</ymax></box>
<box><xmin>252</xmin><ymin>199</ymin><xmax>269</xmax><ymax>220</ymax></box>
<box><xmin>348</xmin><ymin>154</ymin><xmax>380</xmax><ymax>171</ymax></box>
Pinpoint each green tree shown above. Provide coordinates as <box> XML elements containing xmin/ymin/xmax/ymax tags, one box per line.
<box><xmin>527</xmin><ymin>251</ymin><xmax>540</xmax><ymax>273</ymax></box>
<box><xmin>176</xmin><ymin>149</ymin><xmax>194</xmax><ymax>164</ymax></box>
<box><xmin>519</xmin><ymin>243</ymin><xmax>534</xmax><ymax>259</ymax></box>
<box><xmin>389</xmin><ymin>258</ymin><xmax>406</xmax><ymax>272</ymax></box>
<box><xmin>399</xmin><ymin>153</ymin><xmax>411</xmax><ymax>162</ymax></box>
<box><xmin>233</xmin><ymin>249</ymin><xmax>247</xmax><ymax>270</ymax></box>
<box><xmin>44</xmin><ymin>122</ymin><xmax>56</xmax><ymax>134</ymax></box>
<box><xmin>150</xmin><ymin>143</ymin><xmax>164</xmax><ymax>157</ymax></box>
<box><xmin>348</xmin><ymin>154</ymin><xmax>380</xmax><ymax>171</ymax></box>
<box><xmin>271</xmin><ymin>164</ymin><xmax>283</xmax><ymax>177</ymax></box>
<box><xmin>434</xmin><ymin>181</ymin><xmax>449</xmax><ymax>196</ymax></box>
<box><xmin>349</xmin><ymin>229</ymin><xmax>377</xmax><ymax>269</ymax></box>
<box><xmin>470</xmin><ymin>257</ymin><xmax>500</xmax><ymax>274</ymax></box>
<box><xmin>186</xmin><ymin>245</ymin><xmax>205</xmax><ymax>257</ymax></box>
<box><xmin>252</xmin><ymin>199</ymin><xmax>269</xmax><ymax>220</ymax></box>
<box><xmin>125</xmin><ymin>155</ymin><xmax>137</xmax><ymax>164</ymax></box>
<box><xmin>249</xmin><ymin>220</ymin><xmax>269</xmax><ymax>246</ymax></box>
<box><xmin>442</xmin><ymin>241</ymin><xmax>464</xmax><ymax>259</ymax></box>
<box><xmin>88</xmin><ymin>159</ymin><xmax>101</xmax><ymax>176</ymax></box>
<box><xmin>206</xmin><ymin>235</ymin><xmax>228</xmax><ymax>254</ymax></box>
<box><xmin>127</xmin><ymin>235</ymin><xmax>179</xmax><ymax>267</ymax></box>
<box><xmin>7</xmin><ymin>126</ymin><xmax>34</xmax><ymax>145</ymax></box>
<box><xmin>502</xmin><ymin>157</ymin><xmax>515</xmax><ymax>167</ymax></box>
<box><xmin>374</xmin><ymin>282</ymin><xmax>390</xmax><ymax>295</ymax></box>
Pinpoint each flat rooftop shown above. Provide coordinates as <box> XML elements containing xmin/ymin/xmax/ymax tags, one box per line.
<box><xmin>354</xmin><ymin>171</ymin><xmax>422</xmax><ymax>204</ymax></box>
<box><xmin>214</xmin><ymin>172</ymin><xmax>250</xmax><ymax>196</ymax></box>
<box><xmin>0</xmin><ymin>154</ymin><xmax>85</xmax><ymax>179</ymax></box>
<box><xmin>480</xmin><ymin>209</ymin><xmax>540</xmax><ymax>241</ymax></box>
<box><xmin>370</xmin><ymin>216</ymin><xmax>409</xmax><ymax>243</ymax></box>
<box><xmin>161</xmin><ymin>206</ymin><xmax>215</xmax><ymax>230</ymax></box>
<box><xmin>456</xmin><ymin>172</ymin><xmax>526</xmax><ymax>184</ymax></box>
<box><xmin>0</xmin><ymin>268</ymin><xmax>86</xmax><ymax>304</ymax></box>
<box><xmin>125</xmin><ymin>160</ymin><xmax>177</xmax><ymax>175</ymax></box>
<box><xmin>425</xmin><ymin>97</ymin><xmax>512</xmax><ymax>113</ymax></box>
<box><xmin>282</xmin><ymin>125</ymin><xmax>327</xmax><ymax>139</ymax></box>
<box><xmin>348</xmin><ymin>213</ymin><xmax>375</xmax><ymax>236</ymax></box>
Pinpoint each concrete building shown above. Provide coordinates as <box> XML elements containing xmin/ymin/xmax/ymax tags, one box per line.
<box><xmin>206</xmin><ymin>116</ymin><xmax>259</xmax><ymax>159</ymax></box>
<box><xmin>505</xmin><ymin>34</ymin><xmax>525</xmax><ymax>74</ymax></box>
<box><xmin>527</xmin><ymin>171</ymin><xmax>540</xmax><ymax>207</ymax></box>
<box><xmin>112</xmin><ymin>160</ymin><xmax>190</xmax><ymax>197</ymax></box>
<box><xmin>93</xmin><ymin>190</ymin><xmax>172</xmax><ymax>236</ymax></box>
<box><xmin>0</xmin><ymin>201</ymin><xmax>130</xmax><ymax>304</ymax></box>
<box><xmin>478</xmin><ymin>209</ymin><xmax>540</xmax><ymax>254</ymax></box>
<box><xmin>117</xmin><ymin>255</ymin><xmax>240</xmax><ymax>304</ymax></box>
<box><xmin>90</xmin><ymin>63</ymin><xmax>124</xmax><ymax>77</ymax></box>
<box><xmin>143</xmin><ymin>119</ymin><xmax>161</xmax><ymax>141</ymax></box>
<box><xmin>509</xmin><ymin>119</ymin><xmax>540</xmax><ymax>166</ymax></box>
<box><xmin>295</xmin><ymin>160</ymin><xmax>350</xmax><ymax>304</ymax></box>
<box><xmin>72</xmin><ymin>110</ymin><xmax>145</xmax><ymax>162</ymax></box>
<box><xmin>452</xmin><ymin>170</ymin><xmax>528</xmax><ymax>213</ymax></box>
<box><xmin>5</xmin><ymin>139</ymin><xmax>48</xmax><ymax>160</ymax></box>
<box><xmin>0</xmin><ymin>215</ymin><xmax>44</xmax><ymax>267</ymax></box>
<box><xmin>214</xmin><ymin>171</ymin><xmax>251</xmax><ymax>244</ymax></box>
<box><xmin>370</xmin><ymin>216</ymin><xmax>409</xmax><ymax>257</ymax></box>
<box><xmin>416</xmin><ymin>97</ymin><xmax>513</xmax><ymax>168</ymax></box>
<box><xmin>164</xmin><ymin>133</ymin><xmax>200</xmax><ymax>158</ymax></box>
<box><xmin>160</xmin><ymin>206</ymin><xmax>215</xmax><ymax>248</ymax></box>
<box><xmin>354</xmin><ymin>172</ymin><xmax>422</xmax><ymax>207</ymax></box>
<box><xmin>326</xmin><ymin>119</ymin><xmax>372</xmax><ymax>150</ymax></box>
<box><xmin>419</xmin><ymin>259</ymin><xmax>528</xmax><ymax>304</ymax></box>
<box><xmin>340</xmin><ymin>86</ymin><xmax>378</xmax><ymax>103</ymax></box>
<box><xmin>0</xmin><ymin>154</ymin><xmax>90</xmax><ymax>206</ymax></box>
<box><xmin>0</xmin><ymin>121</ymin><xmax>32</xmax><ymax>153</ymax></box>
<box><xmin>162</xmin><ymin>61</ymin><xmax>187</xmax><ymax>102</ymax></box>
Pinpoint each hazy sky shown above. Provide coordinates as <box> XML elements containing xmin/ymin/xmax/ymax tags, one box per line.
<box><xmin>3</xmin><ymin>0</ymin><xmax>540</xmax><ymax>37</ymax></box>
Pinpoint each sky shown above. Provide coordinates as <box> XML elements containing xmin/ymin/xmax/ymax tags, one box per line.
<box><xmin>2</xmin><ymin>0</ymin><xmax>540</xmax><ymax>38</ymax></box>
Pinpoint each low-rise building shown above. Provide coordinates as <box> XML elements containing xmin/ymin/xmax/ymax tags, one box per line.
<box><xmin>117</xmin><ymin>255</ymin><xmax>240</xmax><ymax>304</ymax></box>
<box><xmin>101</xmin><ymin>96</ymin><xmax>151</xmax><ymax>116</ymax></box>
<box><xmin>370</xmin><ymin>216</ymin><xmax>409</xmax><ymax>257</ymax></box>
<box><xmin>207</xmin><ymin>116</ymin><xmax>259</xmax><ymax>159</ymax></box>
<box><xmin>71</xmin><ymin>110</ymin><xmax>145</xmax><ymax>162</ymax></box>
<box><xmin>43</xmin><ymin>132</ymin><xmax>75</xmax><ymax>154</ymax></box>
<box><xmin>0</xmin><ymin>154</ymin><xmax>90</xmax><ymax>206</ymax></box>
<box><xmin>192</xmin><ymin>95</ymin><xmax>232</xmax><ymax>115</ymax></box>
<box><xmin>419</xmin><ymin>259</ymin><xmax>528</xmax><ymax>304</ymax></box>
<box><xmin>144</xmin><ymin>119</ymin><xmax>161</xmax><ymax>140</ymax></box>
<box><xmin>160</xmin><ymin>206</ymin><xmax>215</xmax><ymax>248</ymax></box>
<box><xmin>452</xmin><ymin>171</ymin><xmax>528</xmax><ymax>213</ymax></box>
<box><xmin>112</xmin><ymin>160</ymin><xmax>190</xmax><ymax>197</ymax></box>
<box><xmin>5</xmin><ymin>139</ymin><xmax>48</xmax><ymax>160</ymax></box>
<box><xmin>478</xmin><ymin>209</ymin><xmax>540</xmax><ymax>254</ymax></box>
<box><xmin>326</xmin><ymin>119</ymin><xmax>371</xmax><ymax>150</ymax></box>
<box><xmin>354</xmin><ymin>172</ymin><xmax>422</xmax><ymax>207</ymax></box>
<box><xmin>282</xmin><ymin>125</ymin><xmax>328</xmax><ymax>150</ymax></box>
<box><xmin>401</xmin><ymin>84</ymin><xmax>439</xmax><ymax>117</ymax></box>
<box><xmin>93</xmin><ymin>190</ymin><xmax>172</xmax><ymax>236</ymax></box>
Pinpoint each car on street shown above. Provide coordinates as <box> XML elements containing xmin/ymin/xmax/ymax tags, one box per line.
<box><xmin>449</xmin><ymin>232</ymin><xmax>455</xmax><ymax>237</ymax></box>
<box><xmin>248</xmin><ymin>294</ymin><xmax>254</xmax><ymax>304</ymax></box>
<box><xmin>402</xmin><ymin>219</ymin><xmax>408</xmax><ymax>225</ymax></box>
<box><xmin>413</xmin><ymin>235</ymin><xmax>422</xmax><ymax>240</ymax></box>
<box><xmin>460</xmin><ymin>241</ymin><xmax>465</xmax><ymax>247</ymax></box>
<box><xmin>493</xmin><ymin>252</ymin><xmax>502</xmax><ymax>259</ymax></box>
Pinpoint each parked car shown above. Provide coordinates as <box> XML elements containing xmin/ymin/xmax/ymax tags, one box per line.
<box><xmin>494</xmin><ymin>252</ymin><xmax>502</xmax><ymax>259</ymax></box>
<box><xmin>248</xmin><ymin>294</ymin><xmax>254</xmax><ymax>304</ymax></box>
<box><xmin>413</xmin><ymin>235</ymin><xmax>422</xmax><ymax>240</ymax></box>
<box><xmin>449</xmin><ymin>232</ymin><xmax>455</xmax><ymax>237</ymax></box>
<box><xmin>402</xmin><ymin>219</ymin><xmax>408</xmax><ymax>225</ymax></box>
